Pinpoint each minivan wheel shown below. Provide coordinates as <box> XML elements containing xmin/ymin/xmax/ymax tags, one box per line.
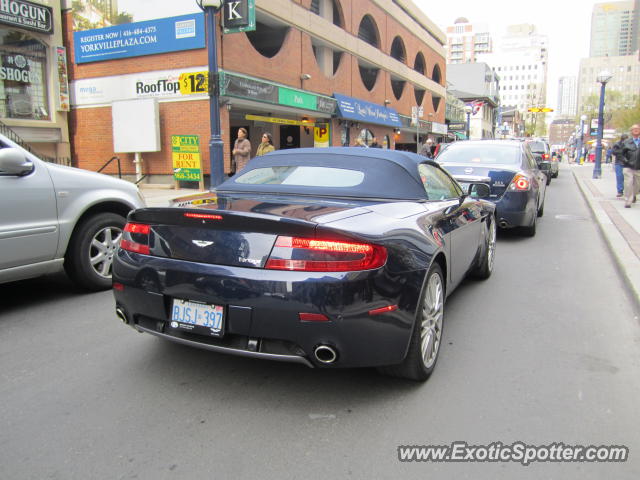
<box><xmin>65</xmin><ymin>212</ymin><xmax>125</xmax><ymax>291</ymax></box>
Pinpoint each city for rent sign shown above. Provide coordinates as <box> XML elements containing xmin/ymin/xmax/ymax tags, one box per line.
<box><xmin>172</xmin><ymin>135</ymin><xmax>202</xmax><ymax>182</ymax></box>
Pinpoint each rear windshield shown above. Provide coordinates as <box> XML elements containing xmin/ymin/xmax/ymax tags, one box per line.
<box><xmin>527</xmin><ymin>141</ymin><xmax>547</xmax><ymax>153</ymax></box>
<box><xmin>436</xmin><ymin>144</ymin><xmax>521</xmax><ymax>165</ymax></box>
<box><xmin>235</xmin><ymin>166</ymin><xmax>365</xmax><ymax>187</ymax></box>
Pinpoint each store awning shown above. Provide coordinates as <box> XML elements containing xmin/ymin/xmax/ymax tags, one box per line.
<box><xmin>453</xmin><ymin>131</ymin><xmax>467</xmax><ymax>140</ymax></box>
<box><xmin>334</xmin><ymin>93</ymin><xmax>402</xmax><ymax>127</ymax></box>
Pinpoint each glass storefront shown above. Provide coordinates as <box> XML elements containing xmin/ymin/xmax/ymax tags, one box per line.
<box><xmin>0</xmin><ymin>29</ymin><xmax>49</xmax><ymax>120</ymax></box>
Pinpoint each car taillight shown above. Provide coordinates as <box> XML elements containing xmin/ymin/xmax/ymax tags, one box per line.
<box><xmin>120</xmin><ymin>222</ymin><xmax>150</xmax><ymax>255</ymax></box>
<box><xmin>265</xmin><ymin>236</ymin><xmax>387</xmax><ymax>272</ymax></box>
<box><xmin>508</xmin><ymin>174</ymin><xmax>531</xmax><ymax>191</ymax></box>
<box><xmin>542</xmin><ymin>153</ymin><xmax>549</xmax><ymax>160</ymax></box>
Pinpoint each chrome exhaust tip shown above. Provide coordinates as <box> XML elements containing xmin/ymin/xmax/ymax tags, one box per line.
<box><xmin>116</xmin><ymin>307</ymin><xmax>129</xmax><ymax>325</ymax></box>
<box><xmin>314</xmin><ymin>345</ymin><xmax>338</xmax><ymax>364</ymax></box>
<box><xmin>498</xmin><ymin>220</ymin><xmax>509</xmax><ymax>229</ymax></box>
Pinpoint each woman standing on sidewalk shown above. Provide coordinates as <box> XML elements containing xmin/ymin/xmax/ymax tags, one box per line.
<box><xmin>256</xmin><ymin>133</ymin><xmax>275</xmax><ymax>156</ymax></box>
<box><xmin>232</xmin><ymin>128</ymin><xmax>252</xmax><ymax>173</ymax></box>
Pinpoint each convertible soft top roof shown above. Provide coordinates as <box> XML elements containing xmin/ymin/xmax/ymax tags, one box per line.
<box><xmin>218</xmin><ymin>147</ymin><xmax>431</xmax><ymax>200</ymax></box>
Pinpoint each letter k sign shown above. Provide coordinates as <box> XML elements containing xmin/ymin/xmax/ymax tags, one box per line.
<box><xmin>226</xmin><ymin>1</ymin><xmax>243</xmax><ymax>21</ymax></box>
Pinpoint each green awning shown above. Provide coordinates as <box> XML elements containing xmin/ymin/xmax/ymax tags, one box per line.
<box><xmin>453</xmin><ymin>131</ymin><xmax>467</xmax><ymax>139</ymax></box>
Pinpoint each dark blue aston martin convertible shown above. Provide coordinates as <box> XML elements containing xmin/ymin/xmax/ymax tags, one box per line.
<box><xmin>112</xmin><ymin>147</ymin><xmax>496</xmax><ymax>381</ymax></box>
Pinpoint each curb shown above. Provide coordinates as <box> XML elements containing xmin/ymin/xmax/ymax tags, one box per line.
<box><xmin>572</xmin><ymin>169</ymin><xmax>640</xmax><ymax>311</ymax></box>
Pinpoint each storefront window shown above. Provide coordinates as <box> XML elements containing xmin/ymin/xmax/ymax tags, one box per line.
<box><xmin>0</xmin><ymin>29</ymin><xmax>49</xmax><ymax>120</ymax></box>
<box><xmin>359</xmin><ymin>128</ymin><xmax>374</xmax><ymax>146</ymax></box>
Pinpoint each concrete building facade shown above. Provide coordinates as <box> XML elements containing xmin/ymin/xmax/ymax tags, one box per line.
<box><xmin>445</xmin><ymin>17</ymin><xmax>492</xmax><ymax>64</ymax></box>
<box><xmin>557</xmin><ymin>76</ymin><xmax>578</xmax><ymax>117</ymax></box>
<box><xmin>589</xmin><ymin>1</ymin><xmax>638</xmax><ymax>57</ymax></box>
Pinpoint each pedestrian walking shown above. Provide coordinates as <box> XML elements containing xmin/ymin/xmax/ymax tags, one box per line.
<box><xmin>613</xmin><ymin>124</ymin><xmax>640</xmax><ymax>208</ymax></box>
<box><xmin>256</xmin><ymin>132</ymin><xmax>275</xmax><ymax>156</ymax></box>
<box><xmin>606</xmin><ymin>146</ymin><xmax>613</xmax><ymax>164</ymax></box>
<box><xmin>419</xmin><ymin>138</ymin><xmax>434</xmax><ymax>158</ymax></box>
<box><xmin>612</xmin><ymin>134</ymin><xmax>628</xmax><ymax>197</ymax></box>
<box><xmin>232</xmin><ymin>128</ymin><xmax>252</xmax><ymax>172</ymax></box>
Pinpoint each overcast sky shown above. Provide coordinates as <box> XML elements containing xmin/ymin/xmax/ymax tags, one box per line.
<box><xmin>119</xmin><ymin>0</ymin><xmax>609</xmax><ymax>110</ymax></box>
<box><xmin>415</xmin><ymin>0</ymin><xmax>608</xmax><ymax>110</ymax></box>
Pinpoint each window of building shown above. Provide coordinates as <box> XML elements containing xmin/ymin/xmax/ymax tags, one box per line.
<box><xmin>358</xmin><ymin>15</ymin><xmax>380</xmax><ymax>48</ymax></box>
<box><xmin>245</xmin><ymin>21</ymin><xmax>290</xmax><ymax>58</ymax></box>
<box><xmin>0</xmin><ymin>29</ymin><xmax>49</xmax><ymax>120</ymax></box>
<box><xmin>432</xmin><ymin>64</ymin><xmax>442</xmax><ymax>85</ymax></box>
<box><xmin>310</xmin><ymin>0</ymin><xmax>344</xmax><ymax>27</ymax></box>
<box><xmin>391</xmin><ymin>74</ymin><xmax>405</xmax><ymax>100</ymax></box>
<box><xmin>359</xmin><ymin>61</ymin><xmax>379</xmax><ymax>91</ymax></box>
<box><xmin>359</xmin><ymin>128</ymin><xmax>374</xmax><ymax>146</ymax></box>
<box><xmin>390</xmin><ymin>36</ymin><xmax>406</xmax><ymax>64</ymax></box>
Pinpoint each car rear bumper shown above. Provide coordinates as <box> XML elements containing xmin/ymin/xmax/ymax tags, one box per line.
<box><xmin>493</xmin><ymin>192</ymin><xmax>537</xmax><ymax>228</ymax></box>
<box><xmin>112</xmin><ymin>251</ymin><xmax>424</xmax><ymax>368</ymax></box>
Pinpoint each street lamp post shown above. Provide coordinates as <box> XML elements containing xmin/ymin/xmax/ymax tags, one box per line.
<box><xmin>465</xmin><ymin>105</ymin><xmax>473</xmax><ymax>140</ymax></box>
<box><xmin>197</xmin><ymin>0</ymin><xmax>225</xmax><ymax>189</ymax></box>
<box><xmin>576</xmin><ymin>114</ymin><xmax>587</xmax><ymax>165</ymax></box>
<box><xmin>593</xmin><ymin>70</ymin><xmax>613</xmax><ymax>179</ymax></box>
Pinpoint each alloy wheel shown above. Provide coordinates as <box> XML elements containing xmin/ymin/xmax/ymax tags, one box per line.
<box><xmin>89</xmin><ymin>226</ymin><xmax>123</xmax><ymax>278</ymax></box>
<box><xmin>421</xmin><ymin>271</ymin><xmax>444</xmax><ymax>368</ymax></box>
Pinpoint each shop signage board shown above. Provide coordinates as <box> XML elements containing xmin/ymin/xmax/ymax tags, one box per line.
<box><xmin>334</xmin><ymin>93</ymin><xmax>401</xmax><ymax>127</ymax></box>
<box><xmin>74</xmin><ymin>13</ymin><xmax>205</xmax><ymax>64</ymax></box>
<box><xmin>219</xmin><ymin>72</ymin><xmax>336</xmax><ymax>114</ymax></box>
<box><xmin>0</xmin><ymin>0</ymin><xmax>53</xmax><ymax>34</ymax></box>
<box><xmin>314</xmin><ymin>123</ymin><xmax>330</xmax><ymax>147</ymax></box>
<box><xmin>279</xmin><ymin>87</ymin><xmax>316</xmax><ymax>111</ymax></box>
<box><xmin>245</xmin><ymin>114</ymin><xmax>307</xmax><ymax>126</ymax></box>
<box><xmin>220</xmin><ymin>72</ymin><xmax>278</xmax><ymax>103</ymax></box>
<box><xmin>431</xmin><ymin>122</ymin><xmax>448</xmax><ymax>135</ymax></box>
<box><xmin>448</xmin><ymin>122</ymin><xmax>466</xmax><ymax>131</ymax></box>
<box><xmin>172</xmin><ymin>135</ymin><xmax>202</xmax><ymax>183</ymax></box>
<box><xmin>222</xmin><ymin>0</ymin><xmax>256</xmax><ymax>34</ymax></box>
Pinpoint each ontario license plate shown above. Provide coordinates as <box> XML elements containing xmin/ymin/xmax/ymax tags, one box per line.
<box><xmin>170</xmin><ymin>299</ymin><xmax>224</xmax><ymax>337</ymax></box>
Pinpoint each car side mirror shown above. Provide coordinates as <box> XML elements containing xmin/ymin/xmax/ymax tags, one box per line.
<box><xmin>468</xmin><ymin>183</ymin><xmax>491</xmax><ymax>199</ymax></box>
<box><xmin>0</xmin><ymin>148</ymin><xmax>34</xmax><ymax>176</ymax></box>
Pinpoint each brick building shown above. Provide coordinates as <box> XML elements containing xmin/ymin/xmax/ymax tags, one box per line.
<box><xmin>63</xmin><ymin>0</ymin><xmax>446</xmax><ymax>184</ymax></box>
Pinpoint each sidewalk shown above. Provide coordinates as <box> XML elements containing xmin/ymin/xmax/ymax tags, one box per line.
<box><xmin>572</xmin><ymin>162</ymin><xmax>640</xmax><ymax>307</ymax></box>
<box><xmin>139</xmin><ymin>186</ymin><xmax>205</xmax><ymax>207</ymax></box>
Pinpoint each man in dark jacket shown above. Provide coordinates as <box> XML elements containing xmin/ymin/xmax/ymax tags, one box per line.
<box><xmin>612</xmin><ymin>134</ymin><xmax>628</xmax><ymax>197</ymax></box>
<box><xmin>613</xmin><ymin>124</ymin><xmax>640</xmax><ymax>208</ymax></box>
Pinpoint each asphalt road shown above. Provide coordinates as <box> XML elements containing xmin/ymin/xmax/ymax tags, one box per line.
<box><xmin>2</xmin><ymin>165</ymin><xmax>640</xmax><ymax>480</ymax></box>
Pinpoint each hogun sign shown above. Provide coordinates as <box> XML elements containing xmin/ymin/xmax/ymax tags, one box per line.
<box><xmin>172</xmin><ymin>135</ymin><xmax>202</xmax><ymax>182</ymax></box>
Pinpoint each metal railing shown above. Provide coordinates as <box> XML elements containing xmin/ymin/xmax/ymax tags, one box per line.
<box><xmin>97</xmin><ymin>156</ymin><xmax>122</xmax><ymax>178</ymax></box>
<box><xmin>0</xmin><ymin>120</ymin><xmax>72</xmax><ymax>166</ymax></box>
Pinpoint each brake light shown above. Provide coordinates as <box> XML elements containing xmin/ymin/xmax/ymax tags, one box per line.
<box><xmin>184</xmin><ymin>212</ymin><xmax>223</xmax><ymax>220</ymax></box>
<box><xmin>120</xmin><ymin>222</ymin><xmax>150</xmax><ymax>255</ymax></box>
<box><xmin>508</xmin><ymin>174</ymin><xmax>531</xmax><ymax>191</ymax></box>
<box><xmin>265</xmin><ymin>236</ymin><xmax>387</xmax><ymax>272</ymax></box>
<box><xmin>542</xmin><ymin>153</ymin><xmax>549</xmax><ymax>160</ymax></box>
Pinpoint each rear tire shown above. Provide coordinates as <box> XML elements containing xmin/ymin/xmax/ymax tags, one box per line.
<box><xmin>65</xmin><ymin>212</ymin><xmax>126</xmax><ymax>291</ymax></box>
<box><xmin>537</xmin><ymin>200</ymin><xmax>545</xmax><ymax>217</ymax></box>
<box><xmin>471</xmin><ymin>215</ymin><xmax>496</xmax><ymax>279</ymax></box>
<box><xmin>521</xmin><ymin>208</ymin><xmax>537</xmax><ymax>237</ymax></box>
<box><xmin>378</xmin><ymin>264</ymin><xmax>444</xmax><ymax>381</ymax></box>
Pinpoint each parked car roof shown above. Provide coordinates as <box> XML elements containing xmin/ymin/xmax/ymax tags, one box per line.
<box><xmin>218</xmin><ymin>147</ymin><xmax>431</xmax><ymax>200</ymax></box>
